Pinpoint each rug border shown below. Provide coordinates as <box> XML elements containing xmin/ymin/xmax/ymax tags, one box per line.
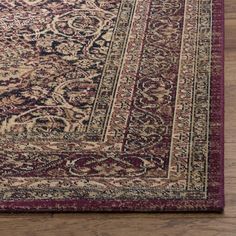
<box><xmin>0</xmin><ymin>0</ymin><xmax>225</xmax><ymax>212</ymax></box>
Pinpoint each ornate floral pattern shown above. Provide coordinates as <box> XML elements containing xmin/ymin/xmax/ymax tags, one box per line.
<box><xmin>0</xmin><ymin>0</ymin><xmax>224</xmax><ymax>211</ymax></box>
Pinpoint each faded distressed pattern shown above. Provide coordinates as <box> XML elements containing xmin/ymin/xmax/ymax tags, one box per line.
<box><xmin>0</xmin><ymin>0</ymin><xmax>224</xmax><ymax>212</ymax></box>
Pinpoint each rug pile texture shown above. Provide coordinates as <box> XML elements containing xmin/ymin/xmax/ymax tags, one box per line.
<box><xmin>0</xmin><ymin>0</ymin><xmax>224</xmax><ymax>212</ymax></box>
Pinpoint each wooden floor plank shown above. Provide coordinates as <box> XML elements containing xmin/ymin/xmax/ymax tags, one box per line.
<box><xmin>225</xmin><ymin>49</ymin><xmax>236</xmax><ymax>143</ymax></box>
<box><xmin>225</xmin><ymin>0</ymin><xmax>236</xmax><ymax>19</ymax></box>
<box><xmin>225</xmin><ymin>19</ymin><xmax>236</xmax><ymax>49</ymax></box>
<box><xmin>0</xmin><ymin>216</ymin><xmax>236</xmax><ymax>236</ymax></box>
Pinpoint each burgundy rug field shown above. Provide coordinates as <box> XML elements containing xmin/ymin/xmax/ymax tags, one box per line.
<box><xmin>0</xmin><ymin>0</ymin><xmax>224</xmax><ymax>212</ymax></box>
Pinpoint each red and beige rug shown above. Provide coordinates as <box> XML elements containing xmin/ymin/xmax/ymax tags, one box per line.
<box><xmin>0</xmin><ymin>0</ymin><xmax>224</xmax><ymax>212</ymax></box>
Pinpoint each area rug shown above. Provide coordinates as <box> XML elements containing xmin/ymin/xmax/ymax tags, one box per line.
<box><xmin>0</xmin><ymin>0</ymin><xmax>224</xmax><ymax>212</ymax></box>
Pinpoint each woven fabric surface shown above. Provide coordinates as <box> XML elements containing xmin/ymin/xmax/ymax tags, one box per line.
<box><xmin>0</xmin><ymin>0</ymin><xmax>224</xmax><ymax>212</ymax></box>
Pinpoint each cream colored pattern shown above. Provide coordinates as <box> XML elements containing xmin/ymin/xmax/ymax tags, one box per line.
<box><xmin>0</xmin><ymin>0</ymin><xmax>213</xmax><ymax>200</ymax></box>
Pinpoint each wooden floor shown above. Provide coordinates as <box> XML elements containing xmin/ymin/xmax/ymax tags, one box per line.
<box><xmin>0</xmin><ymin>1</ymin><xmax>235</xmax><ymax>236</ymax></box>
